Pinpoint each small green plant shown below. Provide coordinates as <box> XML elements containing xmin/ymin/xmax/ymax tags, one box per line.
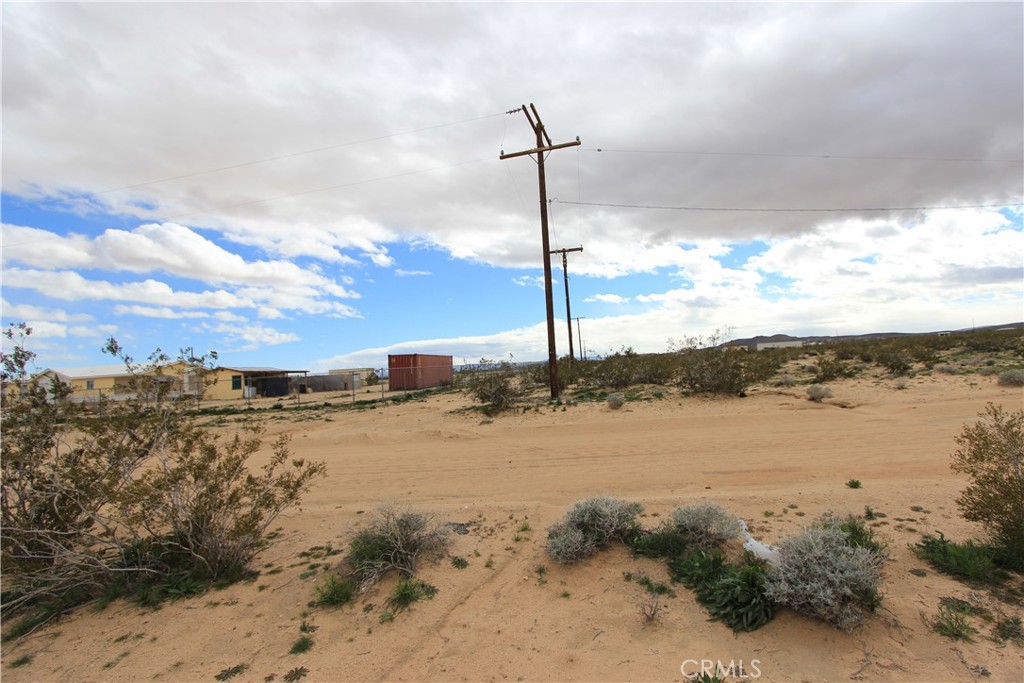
<box><xmin>846</xmin><ymin>479</ymin><xmax>862</xmax><ymax>489</ymax></box>
<box><xmin>922</xmin><ymin>603</ymin><xmax>978</xmax><ymax>642</ymax></box>
<box><xmin>386</xmin><ymin>578</ymin><xmax>437</xmax><ymax>611</ymax></box>
<box><xmin>518</xmin><ymin>522</ymin><xmax>532</xmax><ymax>532</ymax></box>
<box><xmin>634</xmin><ymin>571</ymin><xmax>675</xmax><ymax>597</ymax></box>
<box><xmin>669</xmin><ymin>550</ymin><xmax>775</xmax><ymax>632</ymax></box>
<box><xmin>311</xmin><ymin>574</ymin><xmax>356</xmax><ymax>607</ymax></box>
<box><xmin>450</xmin><ymin>555</ymin><xmax>468</xmax><ymax>570</ymax></box>
<box><xmin>7</xmin><ymin>654</ymin><xmax>33</xmax><ymax>669</ymax></box>
<box><xmin>289</xmin><ymin>636</ymin><xmax>314</xmax><ymax>655</ymax></box>
<box><xmin>282</xmin><ymin>667</ymin><xmax>309</xmax><ymax>683</ymax></box>
<box><xmin>629</xmin><ymin>525</ymin><xmax>689</xmax><ymax>559</ymax></box>
<box><xmin>914</xmin><ymin>533</ymin><xmax>1007</xmax><ymax>584</ymax></box>
<box><xmin>298</xmin><ymin>621</ymin><xmax>318</xmax><ymax>634</ymax></box>
<box><xmin>215</xmin><ymin>663</ymin><xmax>249</xmax><ymax>680</ymax></box>
<box><xmin>993</xmin><ymin>616</ymin><xmax>1024</xmax><ymax>645</ymax></box>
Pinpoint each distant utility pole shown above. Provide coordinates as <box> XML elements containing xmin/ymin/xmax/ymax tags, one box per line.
<box><xmin>500</xmin><ymin>103</ymin><xmax>581</xmax><ymax>399</ymax></box>
<box><xmin>573</xmin><ymin>316</ymin><xmax>587</xmax><ymax>361</ymax></box>
<box><xmin>550</xmin><ymin>246</ymin><xmax>583</xmax><ymax>362</ymax></box>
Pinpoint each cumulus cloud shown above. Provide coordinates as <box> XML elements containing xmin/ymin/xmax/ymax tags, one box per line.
<box><xmin>585</xmin><ymin>294</ymin><xmax>630</xmax><ymax>304</ymax></box>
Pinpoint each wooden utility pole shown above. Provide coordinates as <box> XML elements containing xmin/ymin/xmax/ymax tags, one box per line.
<box><xmin>550</xmin><ymin>246</ymin><xmax>583</xmax><ymax>362</ymax></box>
<box><xmin>573</xmin><ymin>316</ymin><xmax>587</xmax><ymax>361</ymax></box>
<box><xmin>500</xmin><ymin>103</ymin><xmax>580</xmax><ymax>399</ymax></box>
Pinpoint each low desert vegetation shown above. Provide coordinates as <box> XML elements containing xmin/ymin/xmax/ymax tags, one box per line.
<box><xmin>670</xmin><ymin>502</ymin><xmax>742</xmax><ymax>548</ymax></box>
<box><xmin>1</xmin><ymin>325</ymin><xmax>326</xmax><ymax>638</ymax></box>
<box><xmin>341</xmin><ymin>504</ymin><xmax>451</xmax><ymax>590</ymax></box>
<box><xmin>806</xmin><ymin>384</ymin><xmax>833</xmax><ymax>402</ymax></box>
<box><xmin>545</xmin><ymin>497</ymin><xmax>643</xmax><ymax>564</ymax></box>
<box><xmin>765</xmin><ymin>514</ymin><xmax>886</xmax><ymax>631</ymax></box>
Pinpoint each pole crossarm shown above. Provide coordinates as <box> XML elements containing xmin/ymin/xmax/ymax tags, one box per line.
<box><xmin>499</xmin><ymin>102</ymin><xmax>580</xmax><ymax>398</ymax></box>
<box><xmin>500</xmin><ymin>139</ymin><xmax>581</xmax><ymax>160</ymax></box>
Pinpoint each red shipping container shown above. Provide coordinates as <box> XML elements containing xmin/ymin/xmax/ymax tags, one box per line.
<box><xmin>387</xmin><ymin>354</ymin><xmax>454</xmax><ymax>390</ymax></box>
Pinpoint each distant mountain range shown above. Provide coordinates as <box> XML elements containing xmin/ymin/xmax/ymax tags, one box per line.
<box><xmin>724</xmin><ymin>322</ymin><xmax>1023</xmax><ymax>348</ymax></box>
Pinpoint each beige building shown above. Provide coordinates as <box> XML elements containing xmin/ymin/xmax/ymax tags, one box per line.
<box><xmin>31</xmin><ymin>364</ymin><xmax>306</xmax><ymax>403</ymax></box>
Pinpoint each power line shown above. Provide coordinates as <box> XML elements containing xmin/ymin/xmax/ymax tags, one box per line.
<box><xmin>584</xmin><ymin>147</ymin><xmax>1024</xmax><ymax>164</ymax></box>
<box><xmin>551</xmin><ymin>199</ymin><xmax>1024</xmax><ymax>213</ymax></box>
<box><xmin>96</xmin><ymin>110</ymin><xmax>516</xmax><ymax>195</ymax></box>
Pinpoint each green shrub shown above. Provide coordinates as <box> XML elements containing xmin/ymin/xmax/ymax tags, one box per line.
<box><xmin>669</xmin><ymin>550</ymin><xmax>775</xmax><ymax>632</ymax></box>
<box><xmin>876</xmin><ymin>347</ymin><xmax>912</xmax><ymax>376</ymax></box>
<box><xmin>993</xmin><ymin>616</ymin><xmax>1024</xmax><ymax>645</ymax></box>
<box><xmin>462</xmin><ymin>359</ymin><xmax>528</xmax><ymax>414</ymax></box>
<box><xmin>606</xmin><ymin>393</ymin><xmax>625</xmax><ymax>409</ymax></box>
<box><xmin>670</xmin><ymin>502</ymin><xmax>742</xmax><ymax>548</ymax></box>
<box><xmin>289</xmin><ymin>635</ymin><xmax>314</xmax><ymax>654</ymax></box>
<box><xmin>951</xmin><ymin>404</ymin><xmax>1024</xmax><ymax>570</ymax></box>
<box><xmin>386</xmin><ymin>577</ymin><xmax>437</xmax><ymax>611</ymax></box>
<box><xmin>923</xmin><ymin>603</ymin><xmax>978</xmax><ymax>642</ymax></box>
<box><xmin>346</xmin><ymin>505</ymin><xmax>451</xmax><ymax>588</ymax></box>
<box><xmin>813</xmin><ymin>357</ymin><xmax>852</xmax><ymax>383</ymax></box>
<box><xmin>766</xmin><ymin>525</ymin><xmax>886</xmax><ymax>631</ymax></box>
<box><xmin>629</xmin><ymin>525</ymin><xmax>689</xmax><ymax>559</ymax></box>
<box><xmin>671</xmin><ymin>329</ymin><xmax>776</xmax><ymax>395</ymax></box>
<box><xmin>0</xmin><ymin>327</ymin><xmax>325</xmax><ymax>628</ymax></box>
<box><xmin>312</xmin><ymin>574</ymin><xmax>356</xmax><ymax>607</ymax></box>
<box><xmin>914</xmin><ymin>533</ymin><xmax>1007</xmax><ymax>584</ymax></box>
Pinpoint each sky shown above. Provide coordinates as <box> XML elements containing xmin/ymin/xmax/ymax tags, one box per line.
<box><xmin>2</xmin><ymin>2</ymin><xmax>1022</xmax><ymax>374</ymax></box>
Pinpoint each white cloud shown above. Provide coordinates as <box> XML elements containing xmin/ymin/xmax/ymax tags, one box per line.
<box><xmin>112</xmin><ymin>305</ymin><xmax>210</xmax><ymax>319</ymax></box>
<box><xmin>0</xmin><ymin>298</ymin><xmax>93</xmax><ymax>322</ymax></box>
<box><xmin>201</xmin><ymin>322</ymin><xmax>300</xmax><ymax>352</ymax></box>
<box><xmin>513</xmin><ymin>275</ymin><xmax>547</xmax><ymax>289</ymax></box>
<box><xmin>395</xmin><ymin>269</ymin><xmax>432</xmax><ymax>277</ymax></box>
<box><xmin>585</xmin><ymin>294</ymin><xmax>630</xmax><ymax>304</ymax></box>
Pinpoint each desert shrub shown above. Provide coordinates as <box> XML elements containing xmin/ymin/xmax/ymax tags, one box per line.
<box><xmin>765</xmin><ymin>525</ymin><xmax>886</xmax><ymax>631</ymax></box>
<box><xmin>670</xmin><ymin>330</ymin><xmax>777</xmax><ymax>395</ymax></box>
<box><xmin>816</xmin><ymin>512</ymin><xmax>885</xmax><ymax>554</ymax></box>
<box><xmin>951</xmin><ymin>404</ymin><xmax>1024</xmax><ymax>570</ymax></box>
<box><xmin>312</xmin><ymin>573</ymin><xmax>356</xmax><ymax>607</ymax></box>
<box><xmin>606</xmin><ymin>393</ymin><xmax>625</xmax><ymax>409</ymax></box>
<box><xmin>993</xmin><ymin>616</ymin><xmax>1024</xmax><ymax>645</ymax></box>
<box><xmin>914</xmin><ymin>533</ymin><xmax>1007</xmax><ymax>584</ymax></box>
<box><xmin>0</xmin><ymin>327</ymin><xmax>325</xmax><ymax>627</ymax></box>
<box><xmin>813</xmin><ymin>357</ymin><xmax>852</xmax><ymax>383</ymax></box>
<box><xmin>629</xmin><ymin>524</ymin><xmax>689</xmax><ymax>559</ymax></box>
<box><xmin>997</xmin><ymin>369</ymin><xmax>1024</xmax><ymax>386</ymax></box>
<box><xmin>462</xmin><ymin>359</ymin><xmax>528</xmax><ymax>415</ymax></box>
<box><xmin>806</xmin><ymin>384</ymin><xmax>833</xmax><ymax>402</ymax></box>
<box><xmin>876</xmin><ymin>346</ymin><xmax>912</xmax><ymax>376</ymax></box>
<box><xmin>345</xmin><ymin>505</ymin><xmax>451</xmax><ymax>588</ymax></box>
<box><xmin>671</xmin><ymin>502</ymin><xmax>742</xmax><ymax>548</ymax></box>
<box><xmin>546</xmin><ymin>523</ymin><xmax>598</xmax><ymax>564</ymax></box>
<box><xmin>934</xmin><ymin>364</ymin><xmax>958</xmax><ymax>375</ymax></box>
<box><xmin>669</xmin><ymin>550</ymin><xmax>775</xmax><ymax>632</ymax></box>
<box><xmin>922</xmin><ymin>602</ymin><xmax>979</xmax><ymax>642</ymax></box>
<box><xmin>364</xmin><ymin>370</ymin><xmax>379</xmax><ymax>386</ymax></box>
<box><xmin>545</xmin><ymin>497</ymin><xmax>641</xmax><ymax>564</ymax></box>
<box><xmin>386</xmin><ymin>577</ymin><xmax>437</xmax><ymax>611</ymax></box>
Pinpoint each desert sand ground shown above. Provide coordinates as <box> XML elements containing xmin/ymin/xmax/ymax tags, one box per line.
<box><xmin>2</xmin><ymin>370</ymin><xmax>1022</xmax><ymax>682</ymax></box>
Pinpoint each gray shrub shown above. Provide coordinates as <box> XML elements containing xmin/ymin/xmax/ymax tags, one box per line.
<box><xmin>765</xmin><ymin>526</ymin><xmax>885</xmax><ymax>631</ymax></box>
<box><xmin>671</xmin><ymin>502</ymin><xmax>742</xmax><ymax>548</ymax></box>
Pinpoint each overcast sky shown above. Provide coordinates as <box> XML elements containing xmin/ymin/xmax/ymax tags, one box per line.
<box><xmin>2</xmin><ymin>2</ymin><xmax>1022</xmax><ymax>373</ymax></box>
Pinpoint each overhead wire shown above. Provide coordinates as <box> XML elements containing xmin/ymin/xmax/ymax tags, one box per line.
<box><xmin>584</xmin><ymin>147</ymin><xmax>1024</xmax><ymax>164</ymax></box>
<box><xmin>551</xmin><ymin>199</ymin><xmax>1024</xmax><ymax>213</ymax></box>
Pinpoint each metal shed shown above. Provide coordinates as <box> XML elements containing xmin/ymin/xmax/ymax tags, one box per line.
<box><xmin>387</xmin><ymin>354</ymin><xmax>453</xmax><ymax>390</ymax></box>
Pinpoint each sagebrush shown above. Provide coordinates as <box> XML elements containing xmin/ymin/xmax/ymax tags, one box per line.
<box><xmin>546</xmin><ymin>497</ymin><xmax>642</xmax><ymax>564</ymax></box>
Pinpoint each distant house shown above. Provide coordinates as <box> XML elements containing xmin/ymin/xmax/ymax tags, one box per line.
<box><xmin>30</xmin><ymin>364</ymin><xmax>308</xmax><ymax>402</ymax></box>
<box><xmin>754</xmin><ymin>341</ymin><xmax>804</xmax><ymax>351</ymax></box>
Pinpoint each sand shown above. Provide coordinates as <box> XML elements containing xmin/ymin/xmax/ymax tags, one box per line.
<box><xmin>3</xmin><ymin>371</ymin><xmax>1023</xmax><ymax>682</ymax></box>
